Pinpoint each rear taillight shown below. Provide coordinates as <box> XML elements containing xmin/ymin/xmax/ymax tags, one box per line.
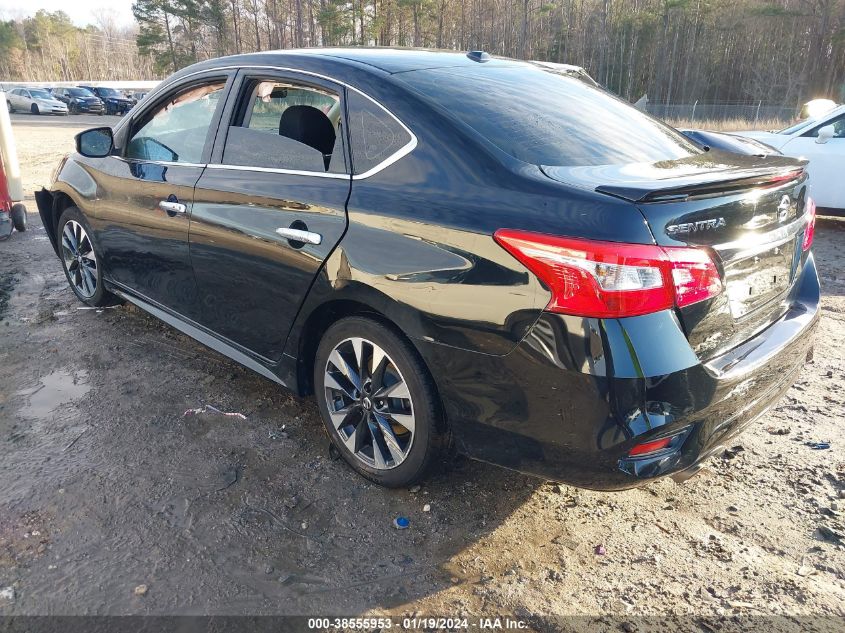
<box><xmin>493</xmin><ymin>229</ymin><xmax>722</xmax><ymax>318</ymax></box>
<box><xmin>802</xmin><ymin>197</ymin><xmax>816</xmax><ymax>251</ymax></box>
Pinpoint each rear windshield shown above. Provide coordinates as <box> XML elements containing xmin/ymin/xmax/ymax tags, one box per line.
<box><xmin>400</xmin><ymin>65</ymin><xmax>701</xmax><ymax>167</ymax></box>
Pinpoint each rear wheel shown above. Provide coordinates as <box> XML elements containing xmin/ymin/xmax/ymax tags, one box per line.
<box><xmin>30</xmin><ymin>103</ymin><xmax>39</xmax><ymax>115</ymax></box>
<box><xmin>10</xmin><ymin>204</ymin><xmax>26</xmax><ymax>232</ymax></box>
<box><xmin>69</xmin><ymin>102</ymin><xmax>78</xmax><ymax>114</ymax></box>
<box><xmin>6</xmin><ymin>100</ymin><xmax>11</xmax><ymax>113</ymax></box>
<box><xmin>314</xmin><ymin>316</ymin><xmax>451</xmax><ymax>487</ymax></box>
<box><xmin>57</xmin><ymin>207</ymin><xmax>120</xmax><ymax>307</ymax></box>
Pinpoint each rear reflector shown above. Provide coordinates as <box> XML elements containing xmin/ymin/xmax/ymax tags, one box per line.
<box><xmin>629</xmin><ymin>437</ymin><xmax>673</xmax><ymax>456</ymax></box>
<box><xmin>494</xmin><ymin>229</ymin><xmax>722</xmax><ymax>318</ymax></box>
<box><xmin>802</xmin><ymin>197</ymin><xmax>816</xmax><ymax>252</ymax></box>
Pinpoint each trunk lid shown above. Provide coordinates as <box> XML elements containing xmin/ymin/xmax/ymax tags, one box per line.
<box><xmin>542</xmin><ymin>152</ymin><xmax>812</xmax><ymax>361</ymax></box>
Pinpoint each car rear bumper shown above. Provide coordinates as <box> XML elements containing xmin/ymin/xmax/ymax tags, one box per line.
<box><xmin>416</xmin><ymin>253</ymin><xmax>820</xmax><ymax>490</ymax></box>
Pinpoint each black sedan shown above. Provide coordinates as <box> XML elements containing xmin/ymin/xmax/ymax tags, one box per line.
<box><xmin>51</xmin><ymin>87</ymin><xmax>105</xmax><ymax>115</ymax></box>
<box><xmin>36</xmin><ymin>49</ymin><xmax>819</xmax><ymax>489</ymax></box>
<box><xmin>78</xmin><ymin>86</ymin><xmax>133</xmax><ymax>115</ymax></box>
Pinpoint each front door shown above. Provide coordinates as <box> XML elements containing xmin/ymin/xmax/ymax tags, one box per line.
<box><xmin>189</xmin><ymin>70</ymin><xmax>351</xmax><ymax>362</ymax></box>
<box><xmin>782</xmin><ymin>111</ymin><xmax>845</xmax><ymax>210</ymax></box>
<box><xmin>93</xmin><ymin>75</ymin><xmax>231</xmax><ymax>319</ymax></box>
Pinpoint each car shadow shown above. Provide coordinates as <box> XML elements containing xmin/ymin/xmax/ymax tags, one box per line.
<box><xmin>813</xmin><ymin>216</ymin><xmax>845</xmax><ymax>297</ymax></box>
<box><xmin>1</xmin><ymin>282</ymin><xmax>542</xmax><ymax>616</ymax></box>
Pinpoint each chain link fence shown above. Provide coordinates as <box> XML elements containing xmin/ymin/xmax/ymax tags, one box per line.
<box><xmin>642</xmin><ymin>101</ymin><xmax>796</xmax><ymax>127</ymax></box>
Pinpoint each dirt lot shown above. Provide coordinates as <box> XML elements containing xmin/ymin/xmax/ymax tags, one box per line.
<box><xmin>1</xmin><ymin>120</ymin><xmax>844</xmax><ymax>628</ymax></box>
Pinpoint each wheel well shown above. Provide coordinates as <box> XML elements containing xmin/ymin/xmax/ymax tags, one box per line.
<box><xmin>50</xmin><ymin>192</ymin><xmax>76</xmax><ymax>233</ymax></box>
<box><xmin>296</xmin><ymin>300</ymin><xmax>387</xmax><ymax>396</ymax></box>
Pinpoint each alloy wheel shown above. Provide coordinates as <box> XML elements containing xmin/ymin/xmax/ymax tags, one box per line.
<box><xmin>61</xmin><ymin>220</ymin><xmax>98</xmax><ymax>298</ymax></box>
<box><xmin>323</xmin><ymin>337</ymin><xmax>415</xmax><ymax>470</ymax></box>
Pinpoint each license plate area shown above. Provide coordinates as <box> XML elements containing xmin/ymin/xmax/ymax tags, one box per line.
<box><xmin>724</xmin><ymin>239</ymin><xmax>797</xmax><ymax>318</ymax></box>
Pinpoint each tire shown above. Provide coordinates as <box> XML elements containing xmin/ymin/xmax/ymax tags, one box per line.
<box><xmin>314</xmin><ymin>316</ymin><xmax>452</xmax><ymax>487</ymax></box>
<box><xmin>10</xmin><ymin>203</ymin><xmax>26</xmax><ymax>232</ymax></box>
<box><xmin>31</xmin><ymin>103</ymin><xmax>39</xmax><ymax>115</ymax></box>
<box><xmin>57</xmin><ymin>207</ymin><xmax>121</xmax><ymax>307</ymax></box>
<box><xmin>69</xmin><ymin>102</ymin><xmax>78</xmax><ymax>115</ymax></box>
<box><xmin>6</xmin><ymin>100</ymin><xmax>11</xmax><ymax>113</ymax></box>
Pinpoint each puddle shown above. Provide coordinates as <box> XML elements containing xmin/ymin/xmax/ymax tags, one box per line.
<box><xmin>17</xmin><ymin>369</ymin><xmax>90</xmax><ymax>420</ymax></box>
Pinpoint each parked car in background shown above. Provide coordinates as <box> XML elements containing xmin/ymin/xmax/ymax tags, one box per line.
<box><xmin>679</xmin><ymin>129</ymin><xmax>781</xmax><ymax>156</ymax></box>
<box><xmin>127</xmin><ymin>91</ymin><xmax>148</xmax><ymax>105</ymax></box>
<box><xmin>37</xmin><ymin>49</ymin><xmax>819</xmax><ymax>489</ymax></box>
<box><xmin>79</xmin><ymin>86</ymin><xmax>133</xmax><ymax>115</ymax></box>
<box><xmin>52</xmin><ymin>87</ymin><xmax>104</xmax><ymax>115</ymax></box>
<box><xmin>736</xmin><ymin>104</ymin><xmax>844</xmax><ymax>214</ymax></box>
<box><xmin>5</xmin><ymin>87</ymin><xmax>68</xmax><ymax>115</ymax></box>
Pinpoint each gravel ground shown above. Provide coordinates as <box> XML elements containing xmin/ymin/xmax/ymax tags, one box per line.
<box><xmin>1</xmin><ymin>121</ymin><xmax>844</xmax><ymax>629</ymax></box>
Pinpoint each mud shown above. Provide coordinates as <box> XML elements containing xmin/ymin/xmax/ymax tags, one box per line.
<box><xmin>0</xmin><ymin>121</ymin><xmax>843</xmax><ymax>622</ymax></box>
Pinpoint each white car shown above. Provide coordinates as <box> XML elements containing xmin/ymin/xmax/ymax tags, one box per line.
<box><xmin>736</xmin><ymin>104</ymin><xmax>844</xmax><ymax>213</ymax></box>
<box><xmin>5</xmin><ymin>87</ymin><xmax>68</xmax><ymax>116</ymax></box>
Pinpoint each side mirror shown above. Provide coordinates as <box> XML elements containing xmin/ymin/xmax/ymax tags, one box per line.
<box><xmin>76</xmin><ymin>127</ymin><xmax>113</xmax><ymax>158</ymax></box>
<box><xmin>816</xmin><ymin>125</ymin><xmax>834</xmax><ymax>144</ymax></box>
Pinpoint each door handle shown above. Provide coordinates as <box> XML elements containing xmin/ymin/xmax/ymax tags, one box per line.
<box><xmin>275</xmin><ymin>227</ymin><xmax>322</xmax><ymax>245</ymax></box>
<box><xmin>158</xmin><ymin>200</ymin><xmax>187</xmax><ymax>215</ymax></box>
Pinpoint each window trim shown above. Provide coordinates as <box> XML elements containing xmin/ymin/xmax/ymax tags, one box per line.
<box><xmin>136</xmin><ymin>64</ymin><xmax>417</xmax><ymax>180</ymax></box>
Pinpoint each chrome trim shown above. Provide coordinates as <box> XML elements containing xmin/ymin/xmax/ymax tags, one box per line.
<box><xmin>115</xmin><ymin>157</ymin><xmax>207</xmax><ymax>169</ymax></box>
<box><xmin>136</xmin><ymin>63</ymin><xmax>418</xmax><ymax>180</ymax></box>
<box><xmin>204</xmin><ymin>163</ymin><xmax>348</xmax><ymax>179</ymax></box>
<box><xmin>159</xmin><ymin>200</ymin><xmax>187</xmax><ymax>214</ymax></box>
<box><xmin>714</xmin><ymin>212</ymin><xmax>809</xmax><ymax>260</ymax></box>
<box><xmin>275</xmin><ymin>227</ymin><xmax>323</xmax><ymax>245</ymax></box>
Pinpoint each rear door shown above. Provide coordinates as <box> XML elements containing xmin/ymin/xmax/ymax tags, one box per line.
<box><xmin>189</xmin><ymin>69</ymin><xmax>351</xmax><ymax>362</ymax></box>
<box><xmin>93</xmin><ymin>72</ymin><xmax>232</xmax><ymax>319</ymax></box>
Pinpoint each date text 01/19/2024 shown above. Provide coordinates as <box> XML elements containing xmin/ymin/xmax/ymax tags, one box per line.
<box><xmin>306</xmin><ymin>617</ymin><xmax>529</xmax><ymax>629</ymax></box>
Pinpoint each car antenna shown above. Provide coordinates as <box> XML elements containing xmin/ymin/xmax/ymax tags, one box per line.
<box><xmin>466</xmin><ymin>51</ymin><xmax>491</xmax><ymax>63</ymax></box>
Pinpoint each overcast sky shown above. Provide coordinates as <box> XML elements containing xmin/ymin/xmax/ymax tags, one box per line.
<box><xmin>0</xmin><ymin>0</ymin><xmax>136</xmax><ymax>29</ymax></box>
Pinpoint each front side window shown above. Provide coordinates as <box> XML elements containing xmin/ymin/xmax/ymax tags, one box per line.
<box><xmin>126</xmin><ymin>81</ymin><xmax>225</xmax><ymax>164</ymax></box>
<box><xmin>221</xmin><ymin>79</ymin><xmax>345</xmax><ymax>173</ymax></box>
<box><xmin>802</xmin><ymin>113</ymin><xmax>845</xmax><ymax>139</ymax></box>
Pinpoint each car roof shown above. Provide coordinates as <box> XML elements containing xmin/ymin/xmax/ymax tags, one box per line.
<box><xmin>191</xmin><ymin>47</ymin><xmax>526</xmax><ymax>76</ymax></box>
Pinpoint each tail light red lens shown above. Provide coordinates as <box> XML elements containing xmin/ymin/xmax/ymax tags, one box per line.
<box><xmin>628</xmin><ymin>436</ymin><xmax>673</xmax><ymax>457</ymax></box>
<box><xmin>802</xmin><ymin>197</ymin><xmax>816</xmax><ymax>252</ymax></box>
<box><xmin>493</xmin><ymin>229</ymin><xmax>722</xmax><ymax>318</ymax></box>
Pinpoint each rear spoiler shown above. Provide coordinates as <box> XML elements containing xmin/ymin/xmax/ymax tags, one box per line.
<box><xmin>595</xmin><ymin>168</ymin><xmax>806</xmax><ymax>203</ymax></box>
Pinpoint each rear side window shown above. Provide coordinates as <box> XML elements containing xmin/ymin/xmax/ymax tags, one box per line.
<box><xmin>221</xmin><ymin>80</ymin><xmax>346</xmax><ymax>173</ymax></box>
<box><xmin>400</xmin><ymin>66</ymin><xmax>701</xmax><ymax>167</ymax></box>
<box><xmin>346</xmin><ymin>91</ymin><xmax>413</xmax><ymax>176</ymax></box>
<box><xmin>126</xmin><ymin>81</ymin><xmax>225</xmax><ymax>164</ymax></box>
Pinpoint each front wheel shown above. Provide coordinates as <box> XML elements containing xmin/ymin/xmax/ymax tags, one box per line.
<box><xmin>314</xmin><ymin>316</ymin><xmax>451</xmax><ymax>487</ymax></box>
<box><xmin>30</xmin><ymin>103</ymin><xmax>39</xmax><ymax>115</ymax></box>
<box><xmin>10</xmin><ymin>203</ymin><xmax>26</xmax><ymax>232</ymax></box>
<box><xmin>57</xmin><ymin>207</ymin><xmax>121</xmax><ymax>307</ymax></box>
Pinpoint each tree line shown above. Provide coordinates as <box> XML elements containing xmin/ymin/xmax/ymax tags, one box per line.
<box><xmin>130</xmin><ymin>0</ymin><xmax>845</xmax><ymax>105</ymax></box>
<box><xmin>0</xmin><ymin>11</ymin><xmax>157</xmax><ymax>82</ymax></box>
<box><xmin>1</xmin><ymin>1</ymin><xmax>843</xmax><ymax>107</ymax></box>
